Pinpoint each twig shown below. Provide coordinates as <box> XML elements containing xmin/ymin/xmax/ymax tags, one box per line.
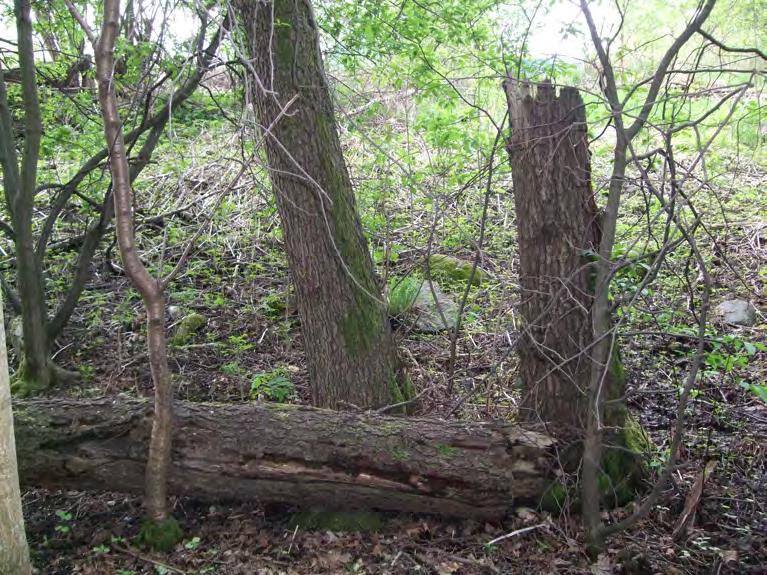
<box><xmin>486</xmin><ymin>523</ymin><xmax>546</xmax><ymax>546</ymax></box>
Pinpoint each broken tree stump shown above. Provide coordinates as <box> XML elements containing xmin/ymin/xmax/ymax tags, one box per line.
<box><xmin>14</xmin><ymin>398</ymin><xmax>556</xmax><ymax>519</ymax></box>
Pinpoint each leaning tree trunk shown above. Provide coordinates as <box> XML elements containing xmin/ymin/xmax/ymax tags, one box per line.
<box><xmin>503</xmin><ymin>81</ymin><xmax>631</xmax><ymax>483</ymax></box>
<box><xmin>14</xmin><ymin>398</ymin><xmax>555</xmax><ymax>519</ymax></box>
<box><xmin>0</xmin><ymin>294</ymin><xmax>33</xmax><ymax>574</ymax></box>
<box><xmin>234</xmin><ymin>0</ymin><xmax>407</xmax><ymax>410</ymax></box>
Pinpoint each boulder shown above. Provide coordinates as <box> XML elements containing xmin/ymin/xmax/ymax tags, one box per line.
<box><xmin>715</xmin><ymin>299</ymin><xmax>757</xmax><ymax>327</ymax></box>
<box><xmin>411</xmin><ymin>282</ymin><xmax>459</xmax><ymax>333</ymax></box>
<box><xmin>427</xmin><ymin>254</ymin><xmax>489</xmax><ymax>287</ymax></box>
<box><xmin>171</xmin><ymin>312</ymin><xmax>207</xmax><ymax>345</ymax></box>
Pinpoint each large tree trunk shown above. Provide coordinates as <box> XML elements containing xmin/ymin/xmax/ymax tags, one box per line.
<box><xmin>503</xmin><ymin>80</ymin><xmax>625</xmax><ymax>440</ymax></box>
<box><xmin>0</xmin><ymin>291</ymin><xmax>33</xmax><ymax>574</ymax></box>
<box><xmin>14</xmin><ymin>398</ymin><xmax>555</xmax><ymax>519</ymax></box>
<box><xmin>234</xmin><ymin>0</ymin><xmax>407</xmax><ymax>410</ymax></box>
<box><xmin>504</xmin><ymin>81</ymin><xmax>639</xmax><ymax>508</ymax></box>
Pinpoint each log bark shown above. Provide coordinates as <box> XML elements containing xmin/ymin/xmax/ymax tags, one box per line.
<box><xmin>14</xmin><ymin>398</ymin><xmax>555</xmax><ymax>519</ymax></box>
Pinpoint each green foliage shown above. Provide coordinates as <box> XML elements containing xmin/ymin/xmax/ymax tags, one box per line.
<box><xmin>387</xmin><ymin>275</ymin><xmax>422</xmax><ymax>316</ymax></box>
<box><xmin>703</xmin><ymin>335</ymin><xmax>764</xmax><ymax>375</ymax></box>
<box><xmin>183</xmin><ymin>536</ymin><xmax>202</xmax><ymax>550</ymax></box>
<box><xmin>220</xmin><ymin>361</ymin><xmax>245</xmax><ymax>377</ymax></box>
<box><xmin>54</xmin><ymin>509</ymin><xmax>73</xmax><ymax>534</ymax></box>
<box><xmin>137</xmin><ymin>517</ymin><xmax>183</xmax><ymax>552</ymax></box>
<box><xmin>250</xmin><ymin>367</ymin><xmax>295</xmax><ymax>403</ymax></box>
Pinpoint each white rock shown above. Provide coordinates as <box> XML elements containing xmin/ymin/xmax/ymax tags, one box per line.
<box><xmin>168</xmin><ymin>305</ymin><xmax>183</xmax><ymax>320</ymax></box>
<box><xmin>715</xmin><ymin>299</ymin><xmax>757</xmax><ymax>327</ymax></box>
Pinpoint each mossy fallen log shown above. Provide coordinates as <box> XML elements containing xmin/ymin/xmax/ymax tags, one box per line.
<box><xmin>13</xmin><ymin>398</ymin><xmax>555</xmax><ymax>519</ymax></box>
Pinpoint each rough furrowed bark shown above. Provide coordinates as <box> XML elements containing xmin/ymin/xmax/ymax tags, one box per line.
<box><xmin>234</xmin><ymin>0</ymin><xmax>406</xmax><ymax>410</ymax></box>
<box><xmin>14</xmin><ymin>398</ymin><xmax>556</xmax><ymax>519</ymax></box>
<box><xmin>503</xmin><ymin>80</ymin><xmax>626</xmax><ymax>437</ymax></box>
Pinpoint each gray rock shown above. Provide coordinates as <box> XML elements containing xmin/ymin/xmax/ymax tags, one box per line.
<box><xmin>715</xmin><ymin>299</ymin><xmax>757</xmax><ymax>327</ymax></box>
<box><xmin>411</xmin><ymin>282</ymin><xmax>459</xmax><ymax>333</ymax></box>
<box><xmin>168</xmin><ymin>305</ymin><xmax>183</xmax><ymax>320</ymax></box>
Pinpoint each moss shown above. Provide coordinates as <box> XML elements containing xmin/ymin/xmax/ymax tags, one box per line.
<box><xmin>290</xmin><ymin>510</ymin><xmax>384</xmax><ymax>533</ymax></box>
<box><xmin>539</xmin><ymin>416</ymin><xmax>650</xmax><ymax>512</ymax></box>
<box><xmin>11</xmin><ymin>359</ymin><xmax>50</xmax><ymax>397</ymax></box>
<box><xmin>380</xmin><ymin>421</ymin><xmax>404</xmax><ymax>433</ymax></box>
<box><xmin>137</xmin><ymin>517</ymin><xmax>183</xmax><ymax>552</ymax></box>
<box><xmin>390</xmin><ymin>446</ymin><xmax>410</xmax><ymax>461</ymax></box>
<box><xmin>427</xmin><ymin>254</ymin><xmax>488</xmax><ymax>287</ymax></box>
<box><xmin>598</xmin><ymin>448</ymin><xmax>641</xmax><ymax>508</ymax></box>
<box><xmin>436</xmin><ymin>444</ymin><xmax>460</xmax><ymax>457</ymax></box>
<box><xmin>340</xmin><ymin>305</ymin><xmax>380</xmax><ymax>358</ymax></box>
<box><xmin>171</xmin><ymin>312</ymin><xmax>207</xmax><ymax>346</ymax></box>
<box><xmin>623</xmin><ymin>412</ymin><xmax>653</xmax><ymax>455</ymax></box>
<box><xmin>540</xmin><ymin>482</ymin><xmax>569</xmax><ymax>512</ymax></box>
<box><xmin>386</xmin><ymin>374</ymin><xmax>416</xmax><ymax>414</ymax></box>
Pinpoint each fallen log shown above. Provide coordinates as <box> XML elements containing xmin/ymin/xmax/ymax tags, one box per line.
<box><xmin>14</xmin><ymin>398</ymin><xmax>556</xmax><ymax>519</ymax></box>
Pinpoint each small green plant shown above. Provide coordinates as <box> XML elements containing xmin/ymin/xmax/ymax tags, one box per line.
<box><xmin>387</xmin><ymin>276</ymin><xmax>422</xmax><ymax>316</ymax></box>
<box><xmin>227</xmin><ymin>333</ymin><xmax>254</xmax><ymax>353</ymax></box>
<box><xmin>261</xmin><ymin>291</ymin><xmax>290</xmax><ymax>319</ymax></box>
<box><xmin>54</xmin><ymin>509</ymin><xmax>72</xmax><ymax>534</ymax></box>
<box><xmin>740</xmin><ymin>382</ymin><xmax>767</xmax><ymax>404</ymax></box>
<box><xmin>92</xmin><ymin>544</ymin><xmax>110</xmax><ymax>554</ymax></box>
<box><xmin>220</xmin><ymin>361</ymin><xmax>245</xmax><ymax>377</ymax></box>
<box><xmin>703</xmin><ymin>335</ymin><xmax>764</xmax><ymax>376</ymax></box>
<box><xmin>250</xmin><ymin>367</ymin><xmax>295</xmax><ymax>402</ymax></box>
<box><xmin>78</xmin><ymin>364</ymin><xmax>95</xmax><ymax>383</ymax></box>
<box><xmin>184</xmin><ymin>536</ymin><xmax>202</xmax><ymax>550</ymax></box>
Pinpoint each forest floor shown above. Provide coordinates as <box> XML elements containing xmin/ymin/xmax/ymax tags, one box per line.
<box><xmin>15</xmin><ymin>127</ymin><xmax>767</xmax><ymax>574</ymax></box>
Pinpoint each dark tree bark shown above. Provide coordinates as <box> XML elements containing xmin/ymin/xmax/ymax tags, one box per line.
<box><xmin>0</xmin><ymin>0</ymin><xmax>56</xmax><ymax>393</ymax></box>
<box><xmin>234</xmin><ymin>0</ymin><xmax>407</xmax><ymax>410</ymax></box>
<box><xmin>14</xmin><ymin>398</ymin><xmax>555</xmax><ymax>519</ymax></box>
<box><xmin>503</xmin><ymin>81</ymin><xmax>626</xmax><ymax>445</ymax></box>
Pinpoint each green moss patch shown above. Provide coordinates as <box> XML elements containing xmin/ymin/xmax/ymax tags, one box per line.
<box><xmin>171</xmin><ymin>312</ymin><xmax>207</xmax><ymax>346</ymax></box>
<box><xmin>290</xmin><ymin>510</ymin><xmax>384</xmax><ymax>533</ymax></box>
<box><xmin>137</xmin><ymin>516</ymin><xmax>183</xmax><ymax>552</ymax></box>
<box><xmin>427</xmin><ymin>254</ymin><xmax>488</xmax><ymax>287</ymax></box>
<box><xmin>540</xmin><ymin>415</ymin><xmax>650</xmax><ymax>512</ymax></box>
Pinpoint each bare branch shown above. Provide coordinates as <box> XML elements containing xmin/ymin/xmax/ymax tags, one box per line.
<box><xmin>698</xmin><ymin>28</ymin><xmax>767</xmax><ymax>61</ymax></box>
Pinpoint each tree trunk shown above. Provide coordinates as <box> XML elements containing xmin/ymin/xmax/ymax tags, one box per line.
<box><xmin>234</xmin><ymin>0</ymin><xmax>407</xmax><ymax>410</ymax></box>
<box><xmin>14</xmin><ymin>398</ymin><xmax>555</xmax><ymax>519</ymax></box>
<box><xmin>0</xmin><ymin>294</ymin><xmax>33</xmax><ymax>574</ymax></box>
<box><xmin>0</xmin><ymin>0</ymin><xmax>57</xmax><ymax>395</ymax></box>
<box><xmin>93</xmin><ymin>0</ymin><xmax>176</xmax><ymax>540</ymax></box>
<box><xmin>503</xmin><ymin>81</ymin><xmax>628</xmax><ymax>439</ymax></box>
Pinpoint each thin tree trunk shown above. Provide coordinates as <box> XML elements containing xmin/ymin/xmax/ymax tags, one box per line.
<box><xmin>234</xmin><ymin>0</ymin><xmax>407</xmax><ymax>410</ymax></box>
<box><xmin>0</xmin><ymin>0</ymin><xmax>56</xmax><ymax>394</ymax></box>
<box><xmin>94</xmin><ymin>0</ymin><xmax>174</xmax><ymax>532</ymax></box>
<box><xmin>14</xmin><ymin>397</ymin><xmax>556</xmax><ymax>519</ymax></box>
<box><xmin>0</xmin><ymin>296</ymin><xmax>32</xmax><ymax>574</ymax></box>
